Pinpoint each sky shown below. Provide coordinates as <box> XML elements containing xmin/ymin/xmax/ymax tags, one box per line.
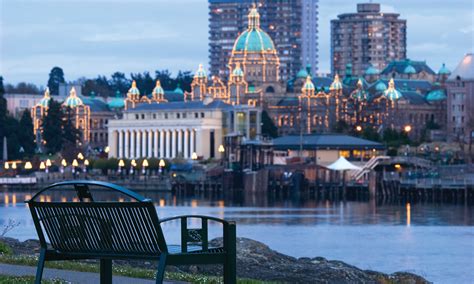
<box><xmin>0</xmin><ymin>0</ymin><xmax>473</xmax><ymax>86</ymax></box>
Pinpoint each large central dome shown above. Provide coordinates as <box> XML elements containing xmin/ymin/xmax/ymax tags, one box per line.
<box><xmin>232</xmin><ymin>5</ymin><xmax>276</xmax><ymax>52</ymax></box>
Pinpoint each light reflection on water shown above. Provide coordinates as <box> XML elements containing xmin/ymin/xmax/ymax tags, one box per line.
<box><xmin>0</xmin><ymin>189</ymin><xmax>473</xmax><ymax>283</ymax></box>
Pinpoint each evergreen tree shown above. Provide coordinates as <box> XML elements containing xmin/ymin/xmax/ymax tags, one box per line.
<box><xmin>18</xmin><ymin>109</ymin><xmax>36</xmax><ymax>157</ymax></box>
<box><xmin>47</xmin><ymin>67</ymin><xmax>65</xmax><ymax>95</ymax></box>
<box><xmin>42</xmin><ymin>100</ymin><xmax>63</xmax><ymax>154</ymax></box>
<box><xmin>0</xmin><ymin>76</ymin><xmax>7</xmax><ymax>160</ymax></box>
<box><xmin>261</xmin><ymin>111</ymin><xmax>278</xmax><ymax>138</ymax></box>
<box><xmin>61</xmin><ymin>107</ymin><xmax>81</xmax><ymax>161</ymax></box>
<box><xmin>110</xmin><ymin>72</ymin><xmax>130</xmax><ymax>94</ymax></box>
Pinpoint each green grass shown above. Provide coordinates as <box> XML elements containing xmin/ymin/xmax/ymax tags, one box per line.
<box><xmin>0</xmin><ymin>243</ymin><xmax>12</xmax><ymax>256</ymax></box>
<box><xmin>0</xmin><ymin>255</ymin><xmax>272</xmax><ymax>284</ymax></box>
<box><xmin>0</xmin><ymin>275</ymin><xmax>66</xmax><ymax>284</ymax></box>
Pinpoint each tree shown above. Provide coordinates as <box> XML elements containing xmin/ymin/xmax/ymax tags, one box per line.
<box><xmin>18</xmin><ymin>110</ymin><xmax>36</xmax><ymax>157</ymax></box>
<box><xmin>4</xmin><ymin>82</ymin><xmax>40</xmax><ymax>94</ymax></box>
<box><xmin>42</xmin><ymin>100</ymin><xmax>63</xmax><ymax>154</ymax></box>
<box><xmin>47</xmin><ymin>67</ymin><xmax>65</xmax><ymax>96</ymax></box>
<box><xmin>4</xmin><ymin>116</ymin><xmax>20</xmax><ymax>160</ymax></box>
<box><xmin>0</xmin><ymin>76</ymin><xmax>7</xmax><ymax>160</ymax></box>
<box><xmin>109</xmin><ymin>72</ymin><xmax>130</xmax><ymax>94</ymax></box>
<box><xmin>261</xmin><ymin>111</ymin><xmax>278</xmax><ymax>138</ymax></box>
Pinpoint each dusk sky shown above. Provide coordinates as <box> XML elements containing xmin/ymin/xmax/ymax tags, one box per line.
<box><xmin>1</xmin><ymin>0</ymin><xmax>473</xmax><ymax>86</ymax></box>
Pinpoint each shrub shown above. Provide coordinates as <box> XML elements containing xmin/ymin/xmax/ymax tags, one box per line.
<box><xmin>0</xmin><ymin>241</ymin><xmax>13</xmax><ymax>255</ymax></box>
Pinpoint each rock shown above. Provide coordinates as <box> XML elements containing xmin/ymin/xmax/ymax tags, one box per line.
<box><xmin>0</xmin><ymin>237</ymin><xmax>430</xmax><ymax>283</ymax></box>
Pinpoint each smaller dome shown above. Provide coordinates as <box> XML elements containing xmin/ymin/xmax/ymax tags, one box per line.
<box><xmin>63</xmin><ymin>87</ymin><xmax>84</xmax><ymax>108</ymax></box>
<box><xmin>384</xmin><ymin>78</ymin><xmax>402</xmax><ymax>100</ymax></box>
<box><xmin>438</xmin><ymin>63</ymin><xmax>451</xmax><ymax>75</ymax></box>
<box><xmin>174</xmin><ymin>85</ymin><xmax>184</xmax><ymax>94</ymax></box>
<box><xmin>365</xmin><ymin>65</ymin><xmax>380</xmax><ymax>75</ymax></box>
<box><xmin>426</xmin><ymin>89</ymin><xmax>447</xmax><ymax>101</ymax></box>
<box><xmin>37</xmin><ymin>88</ymin><xmax>51</xmax><ymax>108</ymax></box>
<box><xmin>302</xmin><ymin>76</ymin><xmax>315</xmax><ymax>91</ymax></box>
<box><xmin>296</xmin><ymin>68</ymin><xmax>309</xmax><ymax>78</ymax></box>
<box><xmin>108</xmin><ymin>92</ymin><xmax>124</xmax><ymax>109</ymax></box>
<box><xmin>375</xmin><ymin>81</ymin><xmax>387</xmax><ymax>92</ymax></box>
<box><xmin>152</xmin><ymin>80</ymin><xmax>164</xmax><ymax>96</ymax></box>
<box><xmin>194</xmin><ymin>64</ymin><xmax>207</xmax><ymax>79</ymax></box>
<box><xmin>232</xmin><ymin>63</ymin><xmax>244</xmax><ymax>77</ymax></box>
<box><xmin>127</xmin><ymin>80</ymin><xmax>140</xmax><ymax>96</ymax></box>
<box><xmin>404</xmin><ymin>65</ymin><xmax>416</xmax><ymax>74</ymax></box>
<box><xmin>330</xmin><ymin>74</ymin><xmax>343</xmax><ymax>91</ymax></box>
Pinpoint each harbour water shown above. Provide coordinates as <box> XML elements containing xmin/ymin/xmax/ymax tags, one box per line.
<box><xmin>0</xmin><ymin>188</ymin><xmax>473</xmax><ymax>283</ymax></box>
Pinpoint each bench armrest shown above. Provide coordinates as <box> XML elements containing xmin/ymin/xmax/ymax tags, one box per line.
<box><xmin>159</xmin><ymin>215</ymin><xmax>236</xmax><ymax>254</ymax></box>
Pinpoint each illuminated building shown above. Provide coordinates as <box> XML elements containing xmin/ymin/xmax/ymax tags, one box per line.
<box><xmin>331</xmin><ymin>3</ymin><xmax>407</xmax><ymax>76</ymax></box>
<box><xmin>208</xmin><ymin>0</ymin><xmax>319</xmax><ymax>80</ymax></box>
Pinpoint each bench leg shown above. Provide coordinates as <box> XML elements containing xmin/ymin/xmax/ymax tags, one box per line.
<box><xmin>100</xmin><ymin>259</ymin><xmax>112</xmax><ymax>284</ymax></box>
<box><xmin>223</xmin><ymin>223</ymin><xmax>237</xmax><ymax>284</ymax></box>
<box><xmin>155</xmin><ymin>253</ymin><xmax>167</xmax><ymax>284</ymax></box>
<box><xmin>34</xmin><ymin>248</ymin><xmax>46</xmax><ymax>284</ymax></box>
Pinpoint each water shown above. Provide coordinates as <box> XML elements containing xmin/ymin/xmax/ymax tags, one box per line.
<box><xmin>0</xmin><ymin>188</ymin><xmax>473</xmax><ymax>283</ymax></box>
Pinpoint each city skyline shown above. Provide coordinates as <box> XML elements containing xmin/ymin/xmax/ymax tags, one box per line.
<box><xmin>1</xmin><ymin>0</ymin><xmax>473</xmax><ymax>86</ymax></box>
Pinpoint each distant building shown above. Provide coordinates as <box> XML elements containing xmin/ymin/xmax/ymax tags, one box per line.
<box><xmin>5</xmin><ymin>93</ymin><xmax>44</xmax><ymax>118</ymax></box>
<box><xmin>331</xmin><ymin>3</ymin><xmax>406</xmax><ymax>76</ymax></box>
<box><xmin>208</xmin><ymin>0</ymin><xmax>319</xmax><ymax>81</ymax></box>
<box><xmin>446</xmin><ymin>53</ymin><xmax>474</xmax><ymax>142</ymax></box>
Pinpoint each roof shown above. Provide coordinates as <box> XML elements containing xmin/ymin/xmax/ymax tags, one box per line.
<box><xmin>273</xmin><ymin>134</ymin><xmax>384</xmax><ymax>150</ymax></box>
<box><xmin>449</xmin><ymin>53</ymin><xmax>474</xmax><ymax>80</ymax></box>
<box><xmin>233</xmin><ymin>6</ymin><xmax>275</xmax><ymax>52</ymax></box>
<box><xmin>126</xmin><ymin>99</ymin><xmax>232</xmax><ymax>112</ymax></box>
<box><xmin>82</xmin><ymin>97</ymin><xmax>111</xmax><ymax>112</ymax></box>
<box><xmin>296</xmin><ymin>69</ymin><xmax>309</xmax><ymax>78</ymax></box>
<box><xmin>399</xmin><ymin>91</ymin><xmax>427</xmax><ymax>105</ymax></box>
<box><xmin>365</xmin><ymin>65</ymin><xmax>380</xmax><ymax>75</ymax></box>
<box><xmin>381</xmin><ymin>59</ymin><xmax>436</xmax><ymax>75</ymax></box>
<box><xmin>426</xmin><ymin>89</ymin><xmax>447</xmax><ymax>101</ymax></box>
<box><xmin>164</xmin><ymin>91</ymin><xmax>184</xmax><ymax>102</ymax></box>
<box><xmin>438</xmin><ymin>63</ymin><xmax>451</xmax><ymax>75</ymax></box>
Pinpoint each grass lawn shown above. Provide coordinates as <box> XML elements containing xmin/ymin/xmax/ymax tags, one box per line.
<box><xmin>0</xmin><ymin>275</ymin><xmax>67</xmax><ymax>284</ymax></box>
<box><xmin>0</xmin><ymin>255</ymin><xmax>272</xmax><ymax>284</ymax></box>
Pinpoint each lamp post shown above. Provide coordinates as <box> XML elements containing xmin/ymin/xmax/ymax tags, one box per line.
<box><xmin>83</xmin><ymin>159</ymin><xmax>89</xmax><ymax>176</ymax></box>
<box><xmin>218</xmin><ymin>145</ymin><xmax>225</xmax><ymax>166</ymax></box>
<box><xmin>77</xmin><ymin>152</ymin><xmax>84</xmax><ymax>160</ymax></box>
<box><xmin>104</xmin><ymin>146</ymin><xmax>110</xmax><ymax>158</ymax></box>
<box><xmin>39</xmin><ymin>162</ymin><xmax>46</xmax><ymax>171</ymax></box>
<box><xmin>72</xmin><ymin>159</ymin><xmax>79</xmax><ymax>177</ymax></box>
<box><xmin>355</xmin><ymin>125</ymin><xmax>362</xmax><ymax>133</ymax></box>
<box><xmin>45</xmin><ymin>159</ymin><xmax>52</xmax><ymax>174</ymax></box>
<box><xmin>118</xmin><ymin>159</ymin><xmax>125</xmax><ymax>174</ymax></box>
<box><xmin>61</xmin><ymin>159</ymin><xmax>67</xmax><ymax>178</ymax></box>
<box><xmin>142</xmin><ymin>159</ymin><xmax>149</xmax><ymax>175</ymax></box>
<box><xmin>24</xmin><ymin>161</ymin><xmax>32</xmax><ymax>170</ymax></box>
<box><xmin>130</xmin><ymin>159</ymin><xmax>137</xmax><ymax>176</ymax></box>
<box><xmin>4</xmin><ymin>162</ymin><xmax>9</xmax><ymax>170</ymax></box>
<box><xmin>159</xmin><ymin>159</ymin><xmax>165</xmax><ymax>176</ymax></box>
<box><xmin>191</xmin><ymin>152</ymin><xmax>198</xmax><ymax>161</ymax></box>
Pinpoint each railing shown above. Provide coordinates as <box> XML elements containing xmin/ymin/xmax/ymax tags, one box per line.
<box><xmin>0</xmin><ymin>177</ymin><xmax>37</xmax><ymax>184</ymax></box>
<box><xmin>351</xmin><ymin>156</ymin><xmax>390</xmax><ymax>181</ymax></box>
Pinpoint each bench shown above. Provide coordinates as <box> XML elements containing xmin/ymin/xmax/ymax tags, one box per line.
<box><xmin>26</xmin><ymin>180</ymin><xmax>236</xmax><ymax>284</ymax></box>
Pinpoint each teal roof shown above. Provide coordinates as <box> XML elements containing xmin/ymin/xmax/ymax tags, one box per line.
<box><xmin>174</xmin><ymin>86</ymin><xmax>184</xmax><ymax>94</ymax></box>
<box><xmin>128</xmin><ymin>81</ymin><xmax>140</xmax><ymax>96</ymax></box>
<box><xmin>233</xmin><ymin>29</ymin><xmax>275</xmax><ymax>52</ymax></box>
<box><xmin>384</xmin><ymin>79</ymin><xmax>402</xmax><ymax>100</ymax></box>
<box><xmin>194</xmin><ymin>64</ymin><xmax>207</xmax><ymax>78</ymax></box>
<box><xmin>365</xmin><ymin>65</ymin><xmax>380</xmax><ymax>75</ymax></box>
<box><xmin>426</xmin><ymin>89</ymin><xmax>447</xmax><ymax>101</ymax></box>
<box><xmin>375</xmin><ymin>81</ymin><xmax>387</xmax><ymax>92</ymax></box>
<box><xmin>63</xmin><ymin>88</ymin><xmax>84</xmax><ymax>108</ymax></box>
<box><xmin>330</xmin><ymin>75</ymin><xmax>343</xmax><ymax>90</ymax></box>
<box><xmin>302</xmin><ymin>77</ymin><xmax>315</xmax><ymax>91</ymax></box>
<box><xmin>438</xmin><ymin>63</ymin><xmax>451</xmax><ymax>75</ymax></box>
<box><xmin>38</xmin><ymin>88</ymin><xmax>51</xmax><ymax>108</ymax></box>
<box><xmin>108</xmin><ymin>97</ymin><xmax>125</xmax><ymax>109</ymax></box>
<box><xmin>296</xmin><ymin>68</ymin><xmax>309</xmax><ymax>78</ymax></box>
<box><xmin>404</xmin><ymin>65</ymin><xmax>416</xmax><ymax>74</ymax></box>
<box><xmin>153</xmin><ymin>84</ymin><xmax>164</xmax><ymax>95</ymax></box>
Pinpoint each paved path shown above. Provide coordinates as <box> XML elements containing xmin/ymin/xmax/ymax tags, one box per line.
<box><xmin>0</xmin><ymin>263</ymin><xmax>185</xmax><ymax>283</ymax></box>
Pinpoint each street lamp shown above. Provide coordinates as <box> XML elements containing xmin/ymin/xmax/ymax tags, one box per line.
<box><xmin>77</xmin><ymin>152</ymin><xmax>84</xmax><ymax>160</ymax></box>
<box><xmin>355</xmin><ymin>125</ymin><xmax>362</xmax><ymax>132</ymax></box>
<box><xmin>72</xmin><ymin>159</ymin><xmax>79</xmax><ymax>175</ymax></box>
<box><xmin>83</xmin><ymin>159</ymin><xmax>89</xmax><ymax>173</ymax></box>
<box><xmin>218</xmin><ymin>145</ymin><xmax>225</xmax><ymax>154</ymax></box>
<box><xmin>159</xmin><ymin>159</ymin><xmax>165</xmax><ymax>175</ymax></box>
<box><xmin>24</xmin><ymin>161</ymin><xmax>32</xmax><ymax>170</ymax></box>
<box><xmin>4</xmin><ymin>162</ymin><xmax>9</xmax><ymax>170</ymax></box>
<box><xmin>46</xmin><ymin>159</ymin><xmax>52</xmax><ymax>173</ymax></box>
<box><xmin>142</xmin><ymin>159</ymin><xmax>149</xmax><ymax>175</ymax></box>
<box><xmin>39</xmin><ymin>162</ymin><xmax>46</xmax><ymax>170</ymax></box>
<box><xmin>118</xmin><ymin>159</ymin><xmax>125</xmax><ymax>174</ymax></box>
<box><xmin>130</xmin><ymin>159</ymin><xmax>137</xmax><ymax>175</ymax></box>
<box><xmin>104</xmin><ymin>146</ymin><xmax>110</xmax><ymax>154</ymax></box>
<box><xmin>404</xmin><ymin>125</ymin><xmax>412</xmax><ymax>133</ymax></box>
<box><xmin>191</xmin><ymin>152</ymin><xmax>198</xmax><ymax>160</ymax></box>
<box><xmin>12</xmin><ymin>162</ymin><xmax>17</xmax><ymax>170</ymax></box>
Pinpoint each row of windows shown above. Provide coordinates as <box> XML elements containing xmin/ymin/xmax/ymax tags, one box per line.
<box><xmin>135</xmin><ymin>112</ymin><xmax>206</xmax><ymax>120</ymax></box>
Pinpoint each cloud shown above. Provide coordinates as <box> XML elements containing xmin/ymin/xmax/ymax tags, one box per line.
<box><xmin>80</xmin><ymin>22</ymin><xmax>177</xmax><ymax>43</ymax></box>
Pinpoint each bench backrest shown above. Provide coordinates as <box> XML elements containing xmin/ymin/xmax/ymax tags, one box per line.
<box><xmin>27</xmin><ymin>181</ymin><xmax>168</xmax><ymax>256</ymax></box>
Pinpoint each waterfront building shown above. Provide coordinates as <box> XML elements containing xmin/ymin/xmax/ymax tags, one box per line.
<box><xmin>5</xmin><ymin>93</ymin><xmax>46</xmax><ymax>118</ymax></box>
<box><xmin>32</xmin><ymin>87</ymin><xmax>116</xmax><ymax>151</ymax></box>
<box><xmin>446</xmin><ymin>53</ymin><xmax>474</xmax><ymax>142</ymax></box>
<box><xmin>208</xmin><ymin>0</ymin><xmax>319</xmax><ymax>80</ymax></box>
<box><xmin>108</xmin><ymin>81</ymin><xmax>261</xmax><ymax>160</ymax></box>
<box><xmin>331</xmin><ymin>3</ymin><xmax>406</xmax><ymax>76</ymax></box>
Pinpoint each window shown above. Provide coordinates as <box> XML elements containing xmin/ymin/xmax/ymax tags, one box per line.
<box><xmin>183</xmin><ymin>113</ymin><xmax>187</xmax><ymax>118</ymax></box>
<box><xmin>136</xmin><ymin>114</ymin><xmax>139</xmax><ymax>120</ymax></box>
<box><xmin>177</xmin><ymin>113</ymin><xmax>180</xmax><ymax>119</ymax></box>
<box><xmin>165</xmin><ymin>113</ymin><xmax>168</xmax><ymax>119</ymax></box>
<box><xmin>141</xmin><ymin>114</ymin><xmax>145</xmax><ymax>119</ymax></box>
<box><xmin>201</xmin><ymin>112</ymin><xmax>205</xmax><ymax>118</ymax></box>
<box><xmin>153</xmin><ymin>114</ymin><xmax>156</xmax><ymax>119</ymax></box>
<box><xmin>195</xmin><ymin>113</ymin><xmax>199</xmax><ymax>118</ymax></box>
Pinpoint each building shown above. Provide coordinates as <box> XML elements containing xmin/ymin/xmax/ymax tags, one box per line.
<box><xmin>272</xmin><ymin>134</ymin><xmax>385</xmax><ymax>165</ymax></box>
<box><xmin>32</xmin><ymin>87</ymin><xmax>116</xmax><ymax>151</ymax></box>
<box><xmin>108</xmin><ymin>82</ymin><xmax>262</xmax><ymax>160</ymax></box>
<box><xmin>208</xmin><ymin>0</ymin><xmax>319</xmax><ymax>81</ymax></box>
<box><xmin>331</xmin><ymin>3</ymin><xmax>406</xmax><ymax>76</ymax></box>
<box><xmin>446</xmin><ymin>53</ymin><xmax>474</xmax><ymax>142</ymax></box>
<box><xmin>5</xmin><ymin>93</ymin><xmax>45</xmax><ymax>118</ymax></box>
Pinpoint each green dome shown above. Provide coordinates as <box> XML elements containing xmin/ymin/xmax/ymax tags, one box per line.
<box><xmin>384</xmin><ymin>79</ymin><xmax>402</xmax><ymax>100</ymax></box>
<box><xmin>426</xmin><ymin>89</ymin><xmax>447</xmax><ymax>101</ymax></box>
<box><xmin>63</xmin><ymin>87</ymin><xmax>84</xmax><ymax>108</ymax></box>
<box><xmin>330</xmin><ymin>74</ymin><xmax>343</xmax><ymax>91</ymax></box>
<box><xmin>38</xmin><ymin>88</ymin><xmax>51</xmax><ymax>108</ymax></box>
<box><xmin>233</xmin><ymin>29</ymin><xmax>275</xmax><ymax>52</ymax></box>
<box><xmin>174</xmin><ymin>86</ymin><xmax>184</xmax><ymax>94</ymax></box>
<box><xmin>152</xmin><ymin>80</ymin><xmax>164</xmax><ymax>95</ymax></box>
<box><xmin>128</xmin><ymin>81</ymin><xmax>140</xmax><ymax>96</ymax></box>
<box><xmin>375</xmin><ymin>81</ymin><xmax>387</xmax><ymax>92</ymax></box>
<box><xmin>302</xmin><ymin>76</ymin><xmax>315</xmax><ymax>91</ymax></box>
<box><xmin>232</xmin><ymin>64</ymin><xmax>244</xmax><ymax>76</ymax></box>
<box><xmin>365</xmin><ymin>65</ymin><xmax>380</xmax><ymax>75</ymax></box>
<box><xmin>404</xmin><ymin>65</ymin><xmax>416</xmax><ymax>74</ymax></box>
<box><xmin>296</xmin><ymin>68</ymin><xmax>309</xmax><ymax>78</ymax></box>
<box><xmin>108</xmin><ymin>97</ymin><xmax>125</xmax><ymax>109</ymax></box>
<box><xmin>438</xmin><ymin>63</ymin><xmax>451</xmax><ymax>75</ymax></box>
<box><xmin>194</xmin><ymin>64</ymin><xmax>207</xmax><ymax>78</ymax></box>
<box><xmin>233</xmin><ymin>5</ymin><xmax>275</xmax><ymax>52</ymax></box>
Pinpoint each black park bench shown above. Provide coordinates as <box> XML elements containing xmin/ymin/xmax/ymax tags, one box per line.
<box><xmin>26</xmin><ymin>180</ymin><xmax>237</xmax><ymax>284</ymax></box>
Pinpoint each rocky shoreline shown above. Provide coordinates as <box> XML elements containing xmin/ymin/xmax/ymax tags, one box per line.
<box><xmin>0</xmin><ymin>237</ymin><xmax>430</xmax><ymax>283</ymax></box>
